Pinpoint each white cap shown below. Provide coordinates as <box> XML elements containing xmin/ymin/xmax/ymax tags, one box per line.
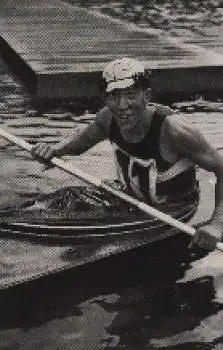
<box><xmin>103</xmin><ymin>57</ymin><xmax>145</xmax><ymax>92</ymax></box>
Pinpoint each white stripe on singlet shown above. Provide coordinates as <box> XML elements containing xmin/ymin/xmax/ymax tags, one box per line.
<box><xmin>112</xmin><ymin>144</ymin><xmax>193</xmax><ymax>204</ymax></box>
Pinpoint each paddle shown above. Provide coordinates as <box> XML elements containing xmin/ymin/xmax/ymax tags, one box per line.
<box><xmin>0</xmin><ymin>127</ymin><xmax>223</xmax><ymax>252</ymax></box>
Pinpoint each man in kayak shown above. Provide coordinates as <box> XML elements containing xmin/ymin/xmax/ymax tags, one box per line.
<box><xmin>32</xmin><ymin>57</ymin><xmax>223</xmax><ymax>250</ymax></box>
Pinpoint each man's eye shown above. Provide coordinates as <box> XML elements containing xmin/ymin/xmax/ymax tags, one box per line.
<box><xmin>126</xmin><ymin>91</ymin><xmax>135</xmax><ymax>99</ymax></box>
<box><xmin>127</xmin><ymin>91</ymin><xmax>134</xmax><ymax>98</ymax></box>
<box><xmin>110</xmin><ymin>92</ymin><xmax>118</xmax><ymax>99</ymax></box>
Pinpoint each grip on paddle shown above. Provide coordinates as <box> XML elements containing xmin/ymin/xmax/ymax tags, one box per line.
<box><xmin>190</xmin><ymin>227</ymin><xmax>223</xmax><ymax>251</ymax></box>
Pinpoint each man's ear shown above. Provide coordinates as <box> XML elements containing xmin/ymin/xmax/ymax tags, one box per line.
<box><xmin>145</xmin><ymin>88</ymin><xmax>152</xmax><ymax>103</ymax></box>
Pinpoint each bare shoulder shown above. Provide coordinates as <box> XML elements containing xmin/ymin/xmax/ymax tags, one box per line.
<box><xmin>95</xmin><ymin>106</ymin><xmax>112</xmax><ymax>136</ymax></box>
<box><xmin>163</xmin><ymin>113</ymin><xmax>210</xmax><ymax>156</ymax></box>
<box><xmin>95</xmin><ymin>106</ymin><xmax>112</xmax><ymax>126</ymax></box>
<box><xmin>163</xmin><ymin>113</ymin><xmax>196</xmax><ymax>139</ymax></box>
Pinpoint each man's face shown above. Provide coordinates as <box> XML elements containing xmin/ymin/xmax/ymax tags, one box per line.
<box><xmin>105</xmin><ymin>85</ymin><xmax>147</xmax><ymax>131</ymax></box>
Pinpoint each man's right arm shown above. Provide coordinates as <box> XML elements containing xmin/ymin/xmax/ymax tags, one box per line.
<box><xmin>31</xmin><ymin>107</ymin><xmax>112</xmax><ymax>162</ymax></box>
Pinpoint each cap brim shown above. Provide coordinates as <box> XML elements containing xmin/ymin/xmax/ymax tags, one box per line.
<box><xmin>106</xmin><ymin>78</ymin><xmax>135</xmax><ymax>92</ymax></box>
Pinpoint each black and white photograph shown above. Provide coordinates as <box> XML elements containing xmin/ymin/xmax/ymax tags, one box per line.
<box><xmin>0</xmin><ymin>0</ymin><xmax>222</xmax><ymax>349</ymax></box>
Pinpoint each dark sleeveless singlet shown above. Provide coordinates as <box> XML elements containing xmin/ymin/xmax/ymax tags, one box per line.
<box><xmin>108</xmin><ymin>106</ymin><xmax>199</xmax><ymax>205</ymax></box>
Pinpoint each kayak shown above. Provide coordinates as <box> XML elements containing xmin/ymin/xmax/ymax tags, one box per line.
<box><xmin>0</xmin><ymin>185</ymin><xmax>198</xmax><ymax>244</ymax></box>
<box><xmin>0</xmin><ymin>176</ymin><xmax>213</xmax><ymax>290</ymax></box>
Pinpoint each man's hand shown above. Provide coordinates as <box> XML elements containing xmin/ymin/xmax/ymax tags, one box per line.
<box><xmin>31</xmin><ymin>143</ymin><xmax>56</xmax><ymax>169</ymax></box>
<box><xmin>189</xmin><ymin>222</ymin><xmax>222</xmax><ymax>251</ymax></box>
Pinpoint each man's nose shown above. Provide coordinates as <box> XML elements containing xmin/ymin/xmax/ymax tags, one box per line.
<box><xmin>117</xmin><ymin>94</ymin><xmax>128</xmax><ymax>109</ymax></box>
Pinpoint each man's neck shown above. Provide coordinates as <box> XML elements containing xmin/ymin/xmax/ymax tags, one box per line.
<box><xmin>121</xmin><ymin>105</ymin><xmax>154</xmax><ymax>143</ymax></box>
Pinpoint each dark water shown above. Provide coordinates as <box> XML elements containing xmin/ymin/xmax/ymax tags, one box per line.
<box><xmin>0</xmin><ymin>240</ymin><xmax>222</xmax><ymax>349</ymax></box>
<box><xmin>0</xmin><ymin>54</ymin><xmax>222</xmax><ymax>349</ymax></box>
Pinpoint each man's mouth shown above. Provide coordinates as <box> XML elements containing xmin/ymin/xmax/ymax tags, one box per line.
<box><xmin>118</xmin><ymin>113</ymin><xmax>133</xmax><ymax>120</ymax></box>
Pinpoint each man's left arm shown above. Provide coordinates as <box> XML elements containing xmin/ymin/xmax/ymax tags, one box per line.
<box><xmin>165</xmin><ymin>114</ymin><xmax>223</xmax><ymax>249</ymax></box>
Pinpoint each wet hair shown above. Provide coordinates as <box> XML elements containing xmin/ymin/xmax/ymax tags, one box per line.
<box><xmin>98</xmin><ymin>70</ymin><xmax>151</xmax><ymax>94</ymax></box>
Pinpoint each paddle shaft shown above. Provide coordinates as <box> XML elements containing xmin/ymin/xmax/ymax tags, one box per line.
<box><xmin>0</xmin><ymin>127</ymin><xmax>223</xmax><ymax>251</ymax></box>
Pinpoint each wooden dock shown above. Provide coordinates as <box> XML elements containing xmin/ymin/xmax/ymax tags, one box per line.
<box><xmin>1</xmin><ymin>0</ymin><xmax>223</xmax><ymax>99</ymax></box>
